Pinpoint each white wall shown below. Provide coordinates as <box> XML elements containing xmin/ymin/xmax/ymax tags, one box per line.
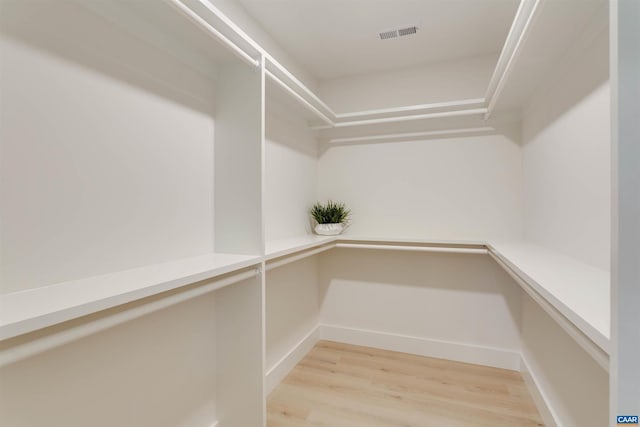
<box><xmin>318</xmin><ymin>134</ymin><xmax>523</xmax><ymax>241</ymax></box>
<box><xmin>522</xmin><ymin>24</ymin><xmax>610</xmax><ymax>270</ymax></box>
<box><xmin>0</xmin><ymin>0</ymin><xmax>216</xmax><ymax>292</ymax></box>
<box><xmin>0</xmin><ymin>293</ymin><xmax>218</xmax><ymax>427</ymax></box>
<box><xmin>520</xmin><ymin>295</ymin><xmax>609</xmax><ymax>427</ymax></box>
<box><xmin>318</xmin><ymin>55</ymin><xmax>496</xmax><ymax>112</ymax></box>
<box><xmin>318</xmin><ymin>249</ymin><xmax>523</xmax><ymax>369</ymax></box>
<box><xmin>264</xmin><ymin>100</ymin><xmax>319</xmax><ymax>242</ymax></box>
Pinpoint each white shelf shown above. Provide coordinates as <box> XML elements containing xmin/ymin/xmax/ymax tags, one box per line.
<box><xmin>338</xmin><ymin>235</ymin><xmax>487</xmax><ymax>247</ymax></box>
<box><xmin>488</xmin><ymin>241</ymin><xmax>610</xmax><ymax>354</ymax></box>
<box><xmin>265</xmin><ymin>235</ymin><xmax>337</xmax><ymax>260</ymax></box>
<box><xmin>0</xmin><ymin>253</ymin><xmax>261</xmax><ymax>341</ymax></box>
<box><xmin>1</xmin><ymin>234</ymin><xmax>611</xmax><ymax>370</ymax></box>
<box><xmin>264</xmin><ymin>234</ymin><xmax>610</xmax><ymax>366</ymax></box>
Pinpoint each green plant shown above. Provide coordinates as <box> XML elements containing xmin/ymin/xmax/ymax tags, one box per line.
<box><xmin>310</xmin><ymin>200</ymin><xmax>351</xmax><ymax>224</ymax></box>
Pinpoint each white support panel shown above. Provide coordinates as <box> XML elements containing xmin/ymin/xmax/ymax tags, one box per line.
<box><xmin>488</xmin><ymin>241</ymin><xmax>610</xmax><ymax>353</ymax></box>
<box><xmin>0</xmin><ymin>253</ymin><xmax>261</xmax><ymax>341</ymax></box>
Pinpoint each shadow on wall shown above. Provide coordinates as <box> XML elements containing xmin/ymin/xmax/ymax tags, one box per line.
<box><xmin>318</xmin><ymin>249</ymin><xmax>523</xmax><ymax>346</ymax></box>
<box><xmin>523</xmin><ymin>12</ymin><xmax>609</xmax><ymax>143</ymax></box>
<box><xmin>0</xmin><ymin>0</ymin><xmax>217</xmax><ymax>115</ymax></box>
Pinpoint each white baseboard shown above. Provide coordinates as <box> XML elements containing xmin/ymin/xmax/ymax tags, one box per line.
<box><xmin>520</xmin><ymin>352</ymin><xmax>561</xmax><ymax>427</ymax></box>
<box><xmin>265</xmin><ymin>326</ymin><xmax>321</xmax><ymax>394</ymax></box>
<box><xmin>319</xmin><ymin>324</ymin><xmax>521</xmax><ymax>370</ymax></box>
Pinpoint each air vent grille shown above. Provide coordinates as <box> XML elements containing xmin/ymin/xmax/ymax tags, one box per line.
<box><xmin>398</xmin><ymin>26</ymin><xmax>418</xmax><ymax>37</ymax></box>
<box><xmin>379</xmin><ymin>26</ymin><xmax>418</xmax><ymax>40</ymax></box>
<box><xmin>379</xmin><ymin>30</ymin><xmax>398</xmax><ymax>40</ymax></box>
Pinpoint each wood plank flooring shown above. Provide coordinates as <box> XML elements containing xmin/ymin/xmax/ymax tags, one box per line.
<box><xmin>267</xmin><ymin>341</ymin><xmax>544</xmax><ymax>427</ymax></box>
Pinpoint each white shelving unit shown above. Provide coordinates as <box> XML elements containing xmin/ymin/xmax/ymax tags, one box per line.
<box><xmin>488</xmin><ymin>241</ymin><xmax>610</xmax><ymax>369</ymax></box>
<box><xmin>262</xmin><ymin>233</ymin><xmax>611</xmax><ymax>373</ymax></box>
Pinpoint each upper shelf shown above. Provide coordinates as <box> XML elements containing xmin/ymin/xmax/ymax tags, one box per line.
<box><xmin>76</xmin><ymin>0</ymin><xmax>608</xmax><ymax>141</ymax></box>
<box><xmin>98</xmin><ymin>0</ymin><xmax>604</xmax><ymax>141</ymax></box>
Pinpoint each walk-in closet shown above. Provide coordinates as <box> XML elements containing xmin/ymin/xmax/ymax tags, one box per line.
<box><xmin>1</xmin><ymin>0</ymin><xmax>638</xmax><ymax>426</ymax></box>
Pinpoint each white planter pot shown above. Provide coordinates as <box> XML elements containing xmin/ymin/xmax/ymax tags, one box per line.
<box><xmin>314</xmin><ymin>223</ymin><xmax>344</xmax><ymax>236</ymax></box>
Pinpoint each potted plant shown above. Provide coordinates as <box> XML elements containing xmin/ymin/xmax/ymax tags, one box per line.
<box><xmin>310</xmin><ymin>200</ymin><xmax>351</xmax><ymax>235</ymax></box>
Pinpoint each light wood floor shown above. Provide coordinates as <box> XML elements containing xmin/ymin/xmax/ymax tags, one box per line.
<box><xmin>267</xmin><ymin>341</ymin><xmax>544</xmax><ymax>427</ymax></box>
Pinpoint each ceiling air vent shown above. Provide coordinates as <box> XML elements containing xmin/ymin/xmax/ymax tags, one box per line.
<box><xmin>379</xmin><ymin>29</ymin><xmax>398</xmax><ymax>40</ymax></box>
<box><xmin>398</xmin><ymin>26</ymin><xmax>418</xmax><ymax>37</ymax></box>
<box><xmin>379</xmin><ymin>26</ymin><xmax>418</xmax><ymax>40</ymax></box>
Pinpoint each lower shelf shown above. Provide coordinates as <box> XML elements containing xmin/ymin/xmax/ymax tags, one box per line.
<box><xmin>0</xmin><ymin>252</ymin><xmax>261</xmax><ymax>341</ymax></box>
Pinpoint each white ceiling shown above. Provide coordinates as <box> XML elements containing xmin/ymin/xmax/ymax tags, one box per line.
<box><xmin>237</xmin><ymin>0</ymin><xmax>520</xmax><ymax>80</ymax></box>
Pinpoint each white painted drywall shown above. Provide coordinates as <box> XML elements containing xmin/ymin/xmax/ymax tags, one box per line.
<box><xmin>317</xmin><ymin>55</ymin><xmax>496</xmax><ymax>112</ymax></box>
<box><xmin>522</xmin><ymin>25</ymin><xmax>611</xmax><ymax>270</ymax></box>
<box><xmin>0</xmin><ymin>1</ymin><xmax>216</xmax><ymax>292</ymax></box>
<box><xmin>318</xmin><ymin>249</ymin><xmax>523</xmax><ymax>368</ymax></box>
<box><xmin>317</xmin><ymin>134</ymin><xmax>523</xmax><ymax>241</ymax></box>
<box><xmin>520</xmin><ymin>295</ymin><xmax>609</xmax><ymax>427</ymax></box>
<box><xmin>0</xmin><ymin>293</ymin><xmax>219</xmax><ymax>427</ymax></box>
<box><xmin>264</xmin><ymin>100</ymin><xmax>319</xmax><ymax>242</ymax></box>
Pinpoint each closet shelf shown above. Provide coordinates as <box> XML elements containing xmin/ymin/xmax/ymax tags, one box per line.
<box><xmin>264</xmin><ymin>234</ymin><xmax>610</xmax><ymax>367</ymax></box>
<box><xmin>90</xmin><ymin>0</ymin><xmax>597</xmax><ymax>140</ymax></box>
<box><xmin>0</xmin><ymin>253</ymin><xmax>261</xmax><ymax>341</ymax></box>
<box><xmin>265</xmin><ymin>235</ymin><xmax>337</xmax><ymax>260</ymax></box>
<box><xmin>488</xmin><ymin>241</ymin><xmax>610</xmax><ymax>355</ymax></box>
<box><xmin>2</xmin><ymin>234</ymin><xmax>611</xmax><ymax>369</ymax></box>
